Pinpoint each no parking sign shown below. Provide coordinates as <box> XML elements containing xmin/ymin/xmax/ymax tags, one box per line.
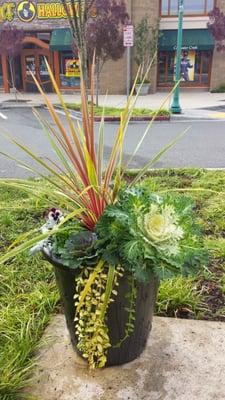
<box><xmin>123</xmin><ymin>25</ymin><xmax>134</xmax><ymax>47</ymax></box>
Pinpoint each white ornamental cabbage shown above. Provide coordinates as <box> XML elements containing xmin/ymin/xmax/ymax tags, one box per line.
<box><xmin>137</xmin><ymin>204</ymin><xmax>184</xmax><ymax>256</ymax></box>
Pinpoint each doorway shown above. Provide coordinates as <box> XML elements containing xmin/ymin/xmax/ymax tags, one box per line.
<box><xmin>21</xmin><ymin>36</ymin><xmax>53</xmax><ymax>92</ymax></box>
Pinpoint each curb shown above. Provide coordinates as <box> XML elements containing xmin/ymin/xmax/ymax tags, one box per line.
<box><xmin>0</xmin><ymin>102</ymin><xmax>170</xmax><ymax>121</ymax></box>
<box><xmin>0</xmin><ymin>102</ymin><xmax>44</xmax><ymax>109</ymax></box>
<box><xmin>54</xmin><ymin>106</ymin><xmax>171</xmax><ymax>122</ymax></box>
<box><xmin>93</xmin><ymin>115</ymin><xmax>170</xmax><ymax>122</ymax></box>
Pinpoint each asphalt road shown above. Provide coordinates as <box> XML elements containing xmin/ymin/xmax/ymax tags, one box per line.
<box><xmin>0</xmin><ymin>107</ymin><xmax>225</xmax><ymax>178</ymax></box>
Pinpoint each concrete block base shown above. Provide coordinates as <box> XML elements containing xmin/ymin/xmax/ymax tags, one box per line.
<box><xmin>25</xmin><ymin>315</ymin><xmax>225</xmax><ymax>400</ymax></box>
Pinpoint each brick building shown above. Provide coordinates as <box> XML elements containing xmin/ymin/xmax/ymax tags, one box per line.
<box><xmin>0</xmin><ymin>0</ymin><xmax>224</xmax><ymax>94</ymax></box>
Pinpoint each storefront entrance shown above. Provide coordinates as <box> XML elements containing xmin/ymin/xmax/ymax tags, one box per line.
<box><xmin>0</xmin><ymin>32</ymin><xmax>81</xmax><ymax>93</ymax></box>
<box><xmin>158</xmin><ymin>29</ymin><xmax>214</xmax><ymax>89</ymax></box>
<box><xmin>21</xmin><ymin>37</ymin><xmax>53</xmax><ymax>92</ymax></box>
<box><xmin>158</xmin><ymin>50</ymin><xmax>212</xmax><ymax>87</ymax></box>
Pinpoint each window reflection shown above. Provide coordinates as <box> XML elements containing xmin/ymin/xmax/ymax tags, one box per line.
<box><xmin>184</xmin><ymin>0</ymin><xmax>205</xmax><ymax>15</ymax></box>
<box><xmin>161</xmin><ymin>0</ymin><xmax>168</xmax><ymax>15</ymax></box>
<box><xmin>170</xmin><ymin>0</ymin><xmax>178</xmax><ymax>15</ymax></box>
<box><xmin>161</xmin><ymin>0</ymin><xmax>215</xmax><ymax>16</ymax></box>
<box><xmin>207</xmin><ymin>0</ymin><xmax>214</xmax><ymax>12</ymax></box>
<box><xmin>25</xmin><ymin>56</ymin><xmax>36</xmax><ymax>77</ymax></box>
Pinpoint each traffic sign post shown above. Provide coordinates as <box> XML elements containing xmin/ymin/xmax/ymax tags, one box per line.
<box><xmin>123</xmin><ymin>25</ymin><xmax>134</xmax><ymax>47</ymax></box>
<box><xmin>123</xmin><ymin>25</ymin><xmax>134</xmax><ymax>99</ymax></box>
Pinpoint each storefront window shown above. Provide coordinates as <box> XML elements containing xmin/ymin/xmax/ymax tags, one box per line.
<box><xmin>167</xmin><ymin>53</ymin><xmax>175</xmax><ymax>81</ymax></box>
<box><xmin>161</xmin><ymin>0</ymin><xmax>169</xmax><ymax>15</ymax></box>
<box><xmin>170</xmin><ymin>0</ymin><xmax>179</xmax><ymax>15</ymax></box>
<box><xmin>158</xmin><ymin>52</ymin><xmax>176</xmax><ymax>83</ymax></box>
<box><xmin>201</xmin><ymin>51</ymin><xmax>212</xmax><ymax>84</ymax></box>
<box><xmin>184</xmin><ymin>0</ymin><xmax>206</xmax><ymax>15</ymax></box>
<box><xmin>59</xmin><ymin>52</ymin><xmax>80</xmax><ymax>88</ymax></box>
<box><xmin>158</xmin><ymin>50</ymin><xmax>212</xmax><ymax>86</ymax></box>
<box><xmin>158</xmin><ymin>52</ymin><xmax>167</xmax><ymax>82</ymax></box>
<box><xmin>39</xmin><ymin>55</ymin><xmax>49</xmax><ymax>78</ymax></box>
<box><xmin>207</xmin><ymin>0</ymin><xmax>214</xmax><ymax>11</ymax></box>
<box><xmin>25</xmin><ymin>56</ymin><xmax>36</xmax><ymax>77</ymax></box>
<box><xmin>194</xmin><ymin>52</ymin><xmax>201</xmax><ymax>82</ymax></box>
<box><xmin>161</xmin><ymin>0</ymin><xmax>215</xmax><ymax>16</ymax></box>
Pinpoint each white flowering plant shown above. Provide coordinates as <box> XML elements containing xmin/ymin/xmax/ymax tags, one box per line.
<box><xmin>95</xmin><ymin>186</ymin><xmax>207</xmax><ymax>282</ymax></box>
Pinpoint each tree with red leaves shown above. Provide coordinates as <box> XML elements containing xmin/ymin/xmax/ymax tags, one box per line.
<box><xmin>86</xmin><ymin>0</ymin><xmax>129</xmax><ymax>103</ymax></box>
<box><xmin>61</xmin><ymin>0</ymin><xmax>129</xmax><ymax>100</ymax></box>
<box><xmin>208</xmin><ymin>7</ymin><xmax>225</xmax><ymax>51</ymax></box>
<box><xmin>0</xmin><ymin>25</ymin><xmax>25</xmax><ymax>99</ymax></box>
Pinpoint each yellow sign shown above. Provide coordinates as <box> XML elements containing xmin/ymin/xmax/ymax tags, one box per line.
<box><xmin>0</xmin><ymin>1</ymin><xmax>82</xmax><ymax>22</ymax></box>
<box><xmin>37</xmin><ymin>3</ymin><xmax>80</xmax><ymax>19</ymax></box>
<box><xmin>65</xmin><ymin>59</ymin><xmax>80</xmax><ymax>77</ymax></box>
<box><xmin>0</xmin><ymin>2</ymin><xmax>15</xmax><ymax>22</ymax></box>
<box><xmin>17</xmin><ymin>1</ymin><xmax>36</xmax><ymax>22</ymax></box>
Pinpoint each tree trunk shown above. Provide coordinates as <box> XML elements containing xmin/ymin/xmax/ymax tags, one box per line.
<box><xmin>79</xmin><ymin>45</ymin><xmax>89</xmax><ymax>90</ymax></box>
<box><xmin>9</xmin><ymin>57</ymin><xmax>17</xmax><ymax>102</ymax></box>
<box><xmin>95</xmin><ymin>59</ymin><xmax>100</xmax><ymax>106</ymax></box>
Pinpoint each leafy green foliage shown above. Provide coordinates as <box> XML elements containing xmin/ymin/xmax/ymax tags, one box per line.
<box><xmin>51</xmin><ymin>225</ymin><xmax>99</xmax><ymax>268</ymax></box>
<box><xmin>113</xmin><ymin>275</ymin><xmax>137</xmax><ymax>348</ymax></box>
<box><xmin>156</xmin><ymin>276</ymin><xmax>202</xmax><ymax>317</ymax></box>
<box><xmin>134</xmin><ymin>16</ymin><xmax>160</xmax><ymax>82</ymax></box>
<box><xmin>64</xmin><ymin>103</ymin><xmax>170</xmax><ymax>117</ymax></box>
<box><xmin>96</xmin><ymin>186</ymin><xmax>207</xmax><ymax>282</ymax></box>
<box><xmin>200</xmin><ymin>193</ymin><xmax>225</xmax><ymax>235</ymax></box>
<box><xmin>204</xmin><ymin>237</ymin><xmax>225</xmax><ymax>259</ymax></box>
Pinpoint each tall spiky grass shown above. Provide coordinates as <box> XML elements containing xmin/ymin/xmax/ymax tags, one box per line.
<box><xmin>0</xmin><ymin>57</ymin><xmax>186</xmax><ymax>264</ymax></box>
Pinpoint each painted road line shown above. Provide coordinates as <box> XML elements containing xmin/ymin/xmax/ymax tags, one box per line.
<box><xmin>54</xmin><ymin>108</ymin><xmax>82</xmax><ymax>121</ymax></box>
<box><xmin>0</xmin><ymin>112</ymin><xmax>8</xmax><ymax>120</ymax></box>
<box><xmin>208</xmin><ymin>112</ymin><xmax>225</xmax><ymax>119</ymax></box>
<box><xmin>170</xmin><ymin>118</ymin><xmax>225</xmax><ymax>123</ymax></box>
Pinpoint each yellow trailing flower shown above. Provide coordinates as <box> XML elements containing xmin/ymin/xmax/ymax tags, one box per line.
<box><xmin>74</xmin><ymin>264</ymin><xmax>123</xmax><ymax>369</ymax></box>
<box><xmin>138</xmin><ymin>204</ymin><xmax>184</xmax><ymax>256</ymax></box>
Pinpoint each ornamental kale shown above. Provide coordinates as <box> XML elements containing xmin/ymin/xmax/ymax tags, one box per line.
<box><xmin>51</xmin><ymin>223</ymin><xmax>98</xmax><ymax>268</ymax></box>
<box><xmin>95</xmin><ymin>187</ymin><xmax>207</xmax><ymax>282</ymax></box>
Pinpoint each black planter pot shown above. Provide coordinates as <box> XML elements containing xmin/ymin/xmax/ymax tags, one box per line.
<box><xmin>43</xmin><ymin>248</ymin><xmax>159</xmax><ymax>367</ymax></box>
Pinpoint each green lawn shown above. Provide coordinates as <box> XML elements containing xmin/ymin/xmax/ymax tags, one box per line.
<box><xmin>1</xmin><ymin>169</ymin><xmax>225</xmax><ymax>399</ymax></box>
<box><xmin>64</xmin><ymin>103</ymin><xmax>170</xmax><ymax>117</ymax></box>
<box><xmin>0</xmin><ymin>187</ymin><xmax>59</xmax><ymax>400</ymax></box>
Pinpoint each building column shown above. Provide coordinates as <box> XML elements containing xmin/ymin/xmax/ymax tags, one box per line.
<box><xmin>53</xmin><ymin>51</ymin><xmax>60</xmax><ymax>88</ymax></box>
<box><xmin>2</xmin><ymin>55</ymin><xmax>9</xmax><ymax>93</ymax></box>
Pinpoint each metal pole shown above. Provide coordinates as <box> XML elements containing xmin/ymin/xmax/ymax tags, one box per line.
<box><xmin>170</xmin><ymin>0</ymin><xmax>184</xmax><ymax>114</ymax></box>
<box><xmin>127</xmin><ymin>46</ymin><xmax>131</xmax><ymax>99</ymax></box>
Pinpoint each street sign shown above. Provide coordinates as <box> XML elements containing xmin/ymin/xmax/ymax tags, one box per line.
<box><xmin>123</xmin><ymin>25</ymin><xmax>134</xmax><ymax>47</ymax></box>
<box><xmin>123</xmin><ymin>25</ymin><xmax>134</xmax><ymax>99</ymax></box>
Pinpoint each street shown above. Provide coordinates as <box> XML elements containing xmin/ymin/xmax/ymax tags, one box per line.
<box><xmin>0</xmin><ymin>107</ymin><xmax>225</xmax><ymax>178</ymax></box>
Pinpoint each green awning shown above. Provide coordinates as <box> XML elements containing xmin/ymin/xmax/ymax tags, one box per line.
<box><xmin>50</xmin><ymin>28</ymin><xmax>73</xmax><ymax>51</ymax></box>
<box><xmin>159</xmin><ymin>29</ymin><xmax>214</xmax><ymax>51</ymax></box>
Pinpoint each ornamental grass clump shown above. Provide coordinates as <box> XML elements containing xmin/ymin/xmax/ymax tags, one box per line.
<box><xmin>0</xmin><ymin>59</ymin><xmax>207</xmax><ymax>369</ymax></box>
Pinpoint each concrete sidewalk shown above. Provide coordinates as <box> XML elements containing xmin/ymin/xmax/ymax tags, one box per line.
<box><xmin>25</xmin><ymin>314</ymin><xmax>225</xmax><ymax>400</ymax></box>
<box><xmin>1</xmin><ymin>89</ymin><xmax>225</xmax><ymax>113</ymax></box>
